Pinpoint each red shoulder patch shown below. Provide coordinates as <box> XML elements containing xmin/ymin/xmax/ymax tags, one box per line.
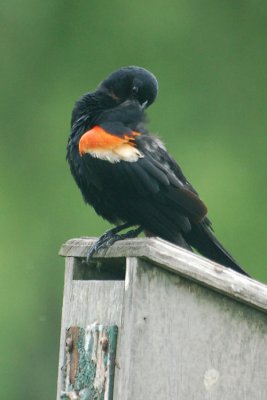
<box><xmin>79</xmin><ymin>126</ymin><xmax>140</xmax><ymax>155</ymax></box>
<box><xmin>79</xmin><ymin>126</ymin><xmax>142</xmax><ymax>163</ymax></box>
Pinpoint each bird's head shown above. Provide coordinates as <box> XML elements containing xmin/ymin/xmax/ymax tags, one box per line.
<box><xmin>71</xmin><ymin>66</ymin><xmax>158</xmax><ymax>129</ymax></box>
<box><xmin>98</xmin><ymin>66</ymin><xmax>158</xmax><ymax>109</ymax></box>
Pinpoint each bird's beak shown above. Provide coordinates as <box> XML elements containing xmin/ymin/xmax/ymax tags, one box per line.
<box><xmin>141</xmin><ymin>100</ymin><xmax>148</xmax><ymax>110</ymax></box>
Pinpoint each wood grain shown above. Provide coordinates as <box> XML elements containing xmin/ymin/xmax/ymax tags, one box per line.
<box><xmin>116</xmin><ymin>258</ymin><xmax>267</xmax><ymax>400</ymax></box>
<box><xmin>57</xmin><ymin>238</ymin><xmax>267</xmax><ymax>399</ymax></box>
<box><xmin>56</xmin><ymin>257</ymin><xmax>124</xmax><ymax>399</ymax></box>
<box><xmin>59</xmin><ymin>237</ymin><xmax>267</xmax><ymax>313</ymax></box>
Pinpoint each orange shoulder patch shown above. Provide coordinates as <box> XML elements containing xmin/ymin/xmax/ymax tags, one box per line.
<box><xmin>79</xmin><ymin>126</ymin><xmax>142</xmax><ymax>163</ymax></box>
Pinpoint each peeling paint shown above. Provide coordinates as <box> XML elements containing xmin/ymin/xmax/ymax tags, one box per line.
<box><xmin>61</xmin><ymin>324</ymin><xmax>118</xmax><ymax>400</ymax></box>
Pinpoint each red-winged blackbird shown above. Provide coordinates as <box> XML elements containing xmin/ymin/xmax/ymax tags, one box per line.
<box><xmin>67</xmin><ymin>66</ymin><xmax>248</xmax><ymax>275</ymax></box>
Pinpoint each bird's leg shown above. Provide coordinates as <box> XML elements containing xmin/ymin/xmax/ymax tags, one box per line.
<box><xmin>86</xmin><ymin>223</ymin><xmax>143</xmax><ymax>262</ymax></box>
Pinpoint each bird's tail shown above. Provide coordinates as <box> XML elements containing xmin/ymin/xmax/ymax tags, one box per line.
<box><xmin>186</xmin><ymin>221</ymin><xmax>249</xmax><ymax>276</ymax></box>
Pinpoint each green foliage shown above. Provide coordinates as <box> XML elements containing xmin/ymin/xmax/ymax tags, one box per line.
<box><xmin>1</xmin><ymin>0</ymin><xmax>267</xmax><ymax>398</ymax></box>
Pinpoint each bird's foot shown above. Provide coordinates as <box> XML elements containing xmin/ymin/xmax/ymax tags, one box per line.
<box><xmin>86</xmin><ymin>224</ymin><xmax>143</xmax><ymax>262</ymax></box>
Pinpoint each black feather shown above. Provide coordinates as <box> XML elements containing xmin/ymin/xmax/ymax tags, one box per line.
<box><xmin>67</xmin><ymin>66</ymin><xmax>249</xmax><ymax>276</ymax></box>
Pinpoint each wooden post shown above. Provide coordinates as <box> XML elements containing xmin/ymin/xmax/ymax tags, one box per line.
<box><xmin>57</xmin><ymin>237</ymin><xmax>267</xmax><ymax>400</ymax></box>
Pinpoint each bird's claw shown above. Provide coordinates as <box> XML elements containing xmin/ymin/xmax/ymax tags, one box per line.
<box><xmin>85</xmin><ymin>225</ymin><xmax>143</xmax><ymax>263</ymax></box>
<box><xmin>86</xmin><ymin>234</ymin><xmax>120</xmax><ymax>262</ymax></box>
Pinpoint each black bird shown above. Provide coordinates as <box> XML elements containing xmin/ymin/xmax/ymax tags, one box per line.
<box><xmin>67</xmin><ymin>66</ymin><xmax>248</xmax><ymax>276</ymax></box>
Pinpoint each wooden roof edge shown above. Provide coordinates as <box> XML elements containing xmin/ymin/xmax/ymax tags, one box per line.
<box><xmin>59</xmin><ymin>237</ymin><xmax>267</xmax><ymax>313</ymax></box>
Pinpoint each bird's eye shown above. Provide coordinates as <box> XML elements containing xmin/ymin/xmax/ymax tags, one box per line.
<box><xmin>132</xmin><ymin>86</ymin><xmax>138</xmax><ymax>95</ymax></box>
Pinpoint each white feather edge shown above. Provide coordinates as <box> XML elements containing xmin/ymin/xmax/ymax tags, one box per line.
<box><xmin>83</xmin><ymin>144</ymin><xmax>144</xmax><ymax>163</ymax></box>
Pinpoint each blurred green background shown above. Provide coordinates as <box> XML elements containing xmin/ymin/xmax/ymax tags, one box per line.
<box><xmin>1</xmin><ymin>0</ymin><xmax>267</xmax><ymax>398</ymax></box>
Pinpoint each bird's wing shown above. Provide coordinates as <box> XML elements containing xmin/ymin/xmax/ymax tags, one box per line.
<box><xmin>134</xmin><ymin>134</ymin><xmax>208</xmax><ymax>221</ymax></box>
<box><xmin>78</xmin><ymin>125</ymin><xmax>207</xmax><ymax>222</ymax></box>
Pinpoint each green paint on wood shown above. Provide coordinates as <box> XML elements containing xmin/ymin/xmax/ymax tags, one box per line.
<box><xmin>61</xmin><ymin>324</ymin><xmax>118</xmax><ymax>400</ymax></box>
<box><xmin>75</xmin><ymin>329</ymin><xmax>98</xmax><ymax>396</ymax></box>
<box><xmin>106</xmin><ymin>326</ymin><xmax>118</xmax><ymax>400</ymax></box>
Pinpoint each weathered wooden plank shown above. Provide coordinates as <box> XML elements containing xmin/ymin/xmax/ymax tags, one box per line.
<box><xmin>65</xmin><ymin>280</ymin><xmax>124</xmax><ymax>326</ymax></box>
<box><xmin>57</xmin><ymin>257</ymin><xmax>76</xmax><ymax>398</ymax></box>
<box><xmin>57</xmin><ymin>257</ymin><xmax>124</xmax><ymax>400</ymax></box>
<box><xmin>116</xmin><ymin>258</ymin><xmax>267</xmax><ymax>400</ymax></box>
<box><xmin>59</xmin><ymin>237</ymin><xmax>267</xmax><ymax>313</ymax></box>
